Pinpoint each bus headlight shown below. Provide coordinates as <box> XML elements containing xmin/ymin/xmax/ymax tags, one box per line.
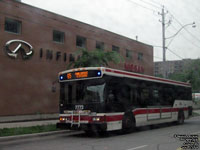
<box><xmin>59</xmin><ymin>117</ymin><xmax>66</xmax><ymax>122</ymax></box>
<box><xmin>92</xmin><ymin>116</ymin><xmax>102</xmax><ymax>122</ymax></box>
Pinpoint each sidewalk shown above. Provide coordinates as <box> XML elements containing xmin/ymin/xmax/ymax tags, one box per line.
<box><xmin>193</xmin><ymin>109</ymin><xmax>200</xmax><ymax>115</ymax></box>
<box><xmin>0</xmin><ymin>110</ymin><xmax>199</xmax><ymax>129</ymax></box>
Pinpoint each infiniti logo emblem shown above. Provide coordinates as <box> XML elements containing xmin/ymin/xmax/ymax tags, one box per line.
<box><xmin>5</xmin><ymin>39</ymin><xmax>34</xmax><ymax>59</ymax></box>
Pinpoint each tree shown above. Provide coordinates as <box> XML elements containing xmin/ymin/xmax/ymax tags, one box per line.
<box><xmin>184</xmin><ymin>59</ymin><xmax>200</xmax><ymax>92</ymax></box>
<box><xmin>168</xmin><ymin>59</ymin><xmax>200</xmax><ymax>92</ymax></box>
<box><xmin>67</xmin><ymin>48</ymin><xmax>124</xmax><ymax>68</ymax></box>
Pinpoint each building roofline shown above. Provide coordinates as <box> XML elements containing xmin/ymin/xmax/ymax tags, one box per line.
<box><xmin>3</xmin><ymin>0</ymin><xmax>153</xmax><ymax>49</ymax></box>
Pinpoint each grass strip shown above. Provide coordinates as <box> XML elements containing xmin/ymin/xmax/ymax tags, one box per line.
<box><xmin>192</xmin><ymin>112</ymin><xmax>200</xmax><ymax>117</ymax></box>
<box><xmin>0</xmin><ymin>124</ymin><xmax>59</xmax><ymax>137</ymax></box>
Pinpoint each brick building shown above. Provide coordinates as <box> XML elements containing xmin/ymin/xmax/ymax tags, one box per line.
<box><xmin>0</xmin><ymin>0</ymin><xmax>153</xmax><ymax>117</ymax></box>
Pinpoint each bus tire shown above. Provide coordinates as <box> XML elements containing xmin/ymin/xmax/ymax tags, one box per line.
<box><xmin>122</xmin><ymin>113</ymin><xmax>135</xmax><ymax>133</ymax></box>
<box><xmin>177</xmin><ymin>110</ymin><xmax>184</xmax><ymax>125</ymax></box>
<box><xmin>188</xmin><ymin>106</ymin><xmax>193</xmax><ymax>116</ymax></box>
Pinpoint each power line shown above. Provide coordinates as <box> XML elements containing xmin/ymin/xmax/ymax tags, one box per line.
<box><xmin>167</xmin><ymin>48</ymin><xmax>183</xmax><ymax>60</ymax></box>
<box><xmin>138</xmin><ymin>0</ymin><xmax>161</xmax><ymax>9</ymax></box>
<box><xmin>127</xmin><ymin>0</ymin><xmax>158</xmax><ymax>12</ymax></box>
<box><xmin>148</xmin><ymin>0</ymin><xmax>163</xmax><ymax>7</ymax></box>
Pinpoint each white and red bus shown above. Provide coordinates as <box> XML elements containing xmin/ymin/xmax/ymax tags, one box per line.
<box><xmin>56</xmin><ymin>67</ymin><xmax>193</xmax><ymax>133</ymax></box>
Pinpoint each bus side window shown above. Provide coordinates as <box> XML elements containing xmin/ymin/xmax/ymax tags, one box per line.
<box><xmin>131</xmin><ymin>88</ymin><xmax>138</xmax><ymax>106</ymax></box>
<box><xmin>140</xmin><ymin>89</ymin><xmax>149</xmax><ymax>107</ymax></box>
<box><xmin>118</xmin><ymin>85</ymin><xmax>131</xmax><ymax>104</ymax></box>
<box><xmin>153</xmin><ymin>89</ymin><xmax>160</xmax><ymax>106</ymax></box>
<box><xmin>161</xmin><ymin>88</ymin><xmax>172</xmax><ymax>106</ymax></box>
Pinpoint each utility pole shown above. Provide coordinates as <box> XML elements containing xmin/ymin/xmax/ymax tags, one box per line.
<box><xmin>162</xmin><ymin>6</ymin><xmax>166</xmax><ymax>62</ymax></box>
<box><xmin>159</xmin><ymin>6</ymin><xmax>168</xmax><ymax>78</ymax></box>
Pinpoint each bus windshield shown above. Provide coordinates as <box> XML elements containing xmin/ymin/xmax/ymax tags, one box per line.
<box><xmin>60</xmin><ymin>79</ymin><xmax>105</xmax><ymax>104</ymax></box>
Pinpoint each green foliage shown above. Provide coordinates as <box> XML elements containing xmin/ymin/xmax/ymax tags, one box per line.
<box><xmin>184</xmin><ymin>59</ymin><xmax>200</xmax><ymax>92</ymax></box>
<box><xmin>155</xmin><ymin>74</ymin><xmax>164</xmax><ymax>78</ymax></box>
<box><xmin>168</xmin><ymin>59</ymin><xmax>200</xmax><ymax>92</ymax></box>
<box><xmin>0</xmin><ymin>125</ymin><xmax>58</xmax><ymax>137</ymax></box>
<box><xmin>168</xmin><ymin>72</ymin><xmax>187</xmax><ymax>82</ymax></box>
<box><xmin>67</xmin><ymin>48</ymin><xmax>124</xmax><ymax>69</ymax></box>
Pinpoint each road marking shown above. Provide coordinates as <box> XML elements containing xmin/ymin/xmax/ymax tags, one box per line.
<box><xmin>127</xmin><ymin>145</ymin><xmax>148</xmax><ymax>150</ymax></box>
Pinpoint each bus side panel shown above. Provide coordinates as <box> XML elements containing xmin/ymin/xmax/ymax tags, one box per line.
<box><xmin>133</xmin><ymin>109</ymin><xmax>147</xmax><ymax>127</ymax></box>
<box><xmin>173</xmin><ymin>100</ymin><xmax>193</xmax><ymax>119</ymax></box>
<box><xmin>107</xmin><ymin>121</ymin><xmax>122</xmax><ymax>131</ymax></box>
<box><xmin>105</xmin><ymin>113</ymin><xmax>124</xmax><ymax>131</ymax></box>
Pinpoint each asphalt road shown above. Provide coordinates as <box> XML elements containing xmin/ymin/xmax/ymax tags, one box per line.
<box><xmin>1</xmin><ymin>116</ymin><xmax>200</xmax><ymax>150</ymax></box>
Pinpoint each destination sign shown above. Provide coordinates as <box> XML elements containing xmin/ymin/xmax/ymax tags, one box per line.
<box><xmin>59</xmin><ymin>70</ymin><xmax>102</xmax><ymax>81</ymax></box>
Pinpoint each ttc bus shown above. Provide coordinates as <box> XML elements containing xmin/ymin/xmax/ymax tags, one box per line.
<box><xmin>56</xmin><ymin>67</ymin><xmax>193</xmax><ymax>133</ymax></box>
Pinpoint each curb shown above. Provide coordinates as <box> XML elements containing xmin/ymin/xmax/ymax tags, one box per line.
<box><xmin>0</xmin><ymin>130</ymin><xmax>73</xmax><ymax>142</ymax></box>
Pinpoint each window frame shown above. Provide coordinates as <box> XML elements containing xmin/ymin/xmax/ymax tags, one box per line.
<box><xmin>76</xmin><ymin>35</ymin><xmax>87</xmax><ymax>48</ymax></box>
<box><xmin>138</xmin><ymin>52</ymin><xmax>143</xmax><ymax>61</ymax></box>
<box><xmin>126</xmin><ymin>49</ymin><xmax>133</xmax><ymax>59</ymax></box>
<box><xmin>96</xmin><ymin>41</ymin><xmax>104</xmax><ymax>51</ymax></box>
<box><xmin>112</xmin><ymin>45</ymin><xmax>120</xmax><ymax>53</ymax></box>
<box><xmin>5</xmin><ymin>17</ymin><xmax>22</xmax><ymax>34</ymax></box>
<box><xmin>53</xmin><ymin>30</ymin><xmax>65</xmax><ymax>44</ymax></box>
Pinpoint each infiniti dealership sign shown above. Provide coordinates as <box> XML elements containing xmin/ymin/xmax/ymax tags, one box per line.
<box><xmin>5</xmin><ymin>39</ymin><xmax>34</xmax><ymax>60</ymax></box>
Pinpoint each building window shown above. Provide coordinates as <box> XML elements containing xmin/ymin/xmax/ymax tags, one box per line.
<box><xmin>112</xmin><ymin>45</ymin><xmax>120</xmax><ymax>53</ymax></box>
<box><xmin>69</xmin><ymin>54</ymin><xmax>75</xmax><ymax>62</ymax></box>
<box><xmin>138</xmin><ymin>52</ymin><xmax>143</xmax><ymax>61</ymax></box>
<box><xmin>76</xmin><ymin>36</ymin><xmax>86</xmax><ymax>48</ymax></box>
<box><xmin>126</xmin><ymin>49</ymin><xmax>133</xmax><ymax>59</ymax></box>
<box><xmin>96</xmin><ymin>41</ymin><xmax>104</xmax><ymax>50</ymax></box>
<box><xmin>5</xmin><ymin>18</ymin><xmax>21</xmax><ymax>34</ymax></box>
<box><xmin>53</xmin><ymin>30</ymin><xmax>65</xmax><ymax>43</ymax></box>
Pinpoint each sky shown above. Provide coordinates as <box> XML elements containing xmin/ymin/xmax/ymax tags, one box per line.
<box><xmin>22</xmin><ymin>0</ymin><xmax>200</xmax><ymax>62</ymax></box>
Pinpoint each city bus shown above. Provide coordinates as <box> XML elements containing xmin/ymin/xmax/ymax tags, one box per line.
<box><xmin>56</xmin><ymin>67</ymin><xmax>193</xmax><ymax>133</ymax></box>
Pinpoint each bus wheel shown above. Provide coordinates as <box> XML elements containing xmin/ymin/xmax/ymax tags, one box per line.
<box><xmin>177</xmin><ymin>111</ymin><xmax>184</xmax><ymax>125</ymax></box>
<box><xmin>122</xmin><ymin>113</ymin><xmax>135</xmax><ymax>133</ymax></box>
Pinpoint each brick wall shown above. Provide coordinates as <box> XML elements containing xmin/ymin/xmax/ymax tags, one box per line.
<box><xmin>0</xmin><ymin>0</ymin><xmax>153</xmax><ymax>116</ymax></box>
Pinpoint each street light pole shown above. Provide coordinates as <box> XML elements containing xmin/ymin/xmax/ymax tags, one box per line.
<box><xmin>159</xmin><ymin>6</ymin><xmax>196</xmax><ymax>78</ymax></box>
<box><xmin>166</xmin><ymin>22</ymin><xmax>196</xmax><ymax>39</ymax></box>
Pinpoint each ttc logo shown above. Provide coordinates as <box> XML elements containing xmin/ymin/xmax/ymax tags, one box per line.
<box><xmin>5</xmin><ymin>39</ymin><xmax>34</xmax><ymax>60</ymax></box>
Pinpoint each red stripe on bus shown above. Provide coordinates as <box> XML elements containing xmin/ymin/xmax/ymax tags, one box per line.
<box><xmin>70</xmin><ymin>115</ymin><xmax>124</xmax><ymax>122</ymax></box>
<box><xmin>105</xmin><ymin>69</ymin><xmax>190</xmax><ymax>87</ymax></box>
<box><xmin>71</xmin><ymin>116</ymin><xmax>91</xmax><ymax>121</ymax></box>
<box><xmin>161</xmin><ymin>108</ymin><xmax>173</xmax><ymax>113</ymax></box>
<box><xmin>105</xmin><ymin>115</ymin><xmax>123</xmax><ymax>122</ymax></box>
<box><xmin>133</xmin><ymin>107</ymin><xmax>188</xmax><ymax>115</ymax></box>
<box><xmin>133</xmin><ymin>109</ymin><xmax>148</xmax><ymax>115</ymax></box>
<box><xmin>148</xmin><ymin>109</ymin><xmax>160</xmax><ymax>113</ymax></box>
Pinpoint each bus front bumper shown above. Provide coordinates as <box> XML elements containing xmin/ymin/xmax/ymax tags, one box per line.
<box><xmin>56</xmin><ymin>122</ymin><xmax>107</xmax><ymax>131</ymax></box>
